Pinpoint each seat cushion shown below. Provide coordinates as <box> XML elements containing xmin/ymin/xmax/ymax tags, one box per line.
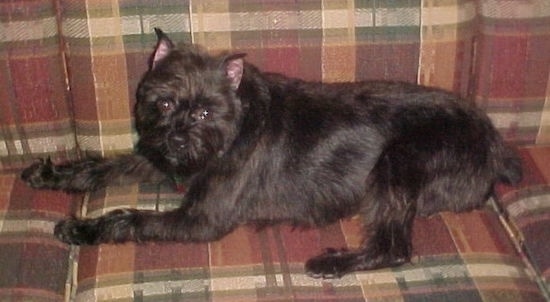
<box><xmin>65</xmin><ymin>147</ymin><xmax>548</xmax><ymax>301</ymax></box>
<box><xmin>72</xmin><ymin>212</ymin><xmax>544</xmax><ymax>301</ymax></box>
<box><xmin>495</xmin><ymin>146</ymin><xmax>550</xmax><ymax>296</ymax></box>
<box><xmin>0</xmin><ymin>172</ymin><xmax>79</xmax><ymax>301</ymax></box>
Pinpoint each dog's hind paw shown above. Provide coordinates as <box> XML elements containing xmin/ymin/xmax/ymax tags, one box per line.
<box><xmin>305</xmin><ymin>247</ymin><xmax>411</xmax><ymax>278</ymax></box>
<box><xmin>305</xmin><ymin>248</ymin><xmax>356</xmax><ymax>279</ymax></box>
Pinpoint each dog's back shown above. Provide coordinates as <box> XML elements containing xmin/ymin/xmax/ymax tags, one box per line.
<box><xmin>253</xmin><ymin>75</ymin><xmax>521</xmax><ymax>218</ymax></box>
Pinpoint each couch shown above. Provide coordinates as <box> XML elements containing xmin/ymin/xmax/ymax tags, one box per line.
<box><xmin>1</xmin><ymin>1</ymin><xmax>549</xmax><ymax>301</ymax></box>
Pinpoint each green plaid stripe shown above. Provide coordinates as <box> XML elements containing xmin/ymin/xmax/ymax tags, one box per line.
<box><xmin>63</xmin><ymin>6</ymin><xmax>191</xmax><ymax>39</ymax></box>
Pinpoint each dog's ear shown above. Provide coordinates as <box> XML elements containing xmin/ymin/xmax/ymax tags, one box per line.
<box><xmin>223</xmin><ymin>53</ymin><xmax>246</xmax><ymax>90</ymax></box>
<box><xmin>151</xmin><ymin>28</ymin><xmax>174</xmax><ymax>70</ymax></box>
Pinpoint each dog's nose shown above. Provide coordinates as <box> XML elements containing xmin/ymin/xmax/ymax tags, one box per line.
<box><xmin>168</xmin><ymin>133</ymin><xmax>187</xmax><ymax>150</ymax></box>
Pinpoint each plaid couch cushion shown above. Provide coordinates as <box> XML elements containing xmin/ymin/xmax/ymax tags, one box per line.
<box><xmin>474</xmin><ymin>1</ymin><xmax>550</xmax><ymax>144</ymax></box>
<box><xmin>67</xmin><ymin>172</ymin><xmax>546</xmax><ymax>301</ymax></box>
<box><xmin>60</xmin><ymin>0</ymin><xmax>194</xmax><ymax>158</ymax></box>
<box><xmin>1</xmin><ymin>154</ymin><xmax>548</xmax><ymax>301</ymax></box>
<box><xmin>496</xmin><ymin>146</ymin><xmax>550</xmax><ymax>296</ymax></box>
<box><xmin>3</xmin><ymin>1</ymin><xmax>549</xmax><ymax>160</ymax></box>
<box><xmin>0</xmin><ymin>0</ymin><xmax>78</xmax><ymax>170</ymax></box>
<box><xmin>0</xmin><ymin>172</ymin><xmax>79</xmax><ymax>300</ymax></box>
<box><xmin>4</xmin><ymin>1</ymin><xmax>548</xmax><ymax>164</ymax></box>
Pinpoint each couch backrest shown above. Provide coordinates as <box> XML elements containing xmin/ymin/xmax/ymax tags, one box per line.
<box><xmin>2</xmin><ymin>0</ymin><xmax>549</xmax><ymax>170</ymax></box>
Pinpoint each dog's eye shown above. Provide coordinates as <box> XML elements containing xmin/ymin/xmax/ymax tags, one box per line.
<box><xmin>156</xmin><ymin>99</ymin><xmax>175</xmax><ymax>113</ymax></box>
<box><xmin>190</xmin><ymin>108</ymin><xmax>209</xmax><ymax>121</ymax></box>
<box><xmin>198</xmin><ymin>109</ymin><xmax>209</xmax><ymax>120</ymax></box>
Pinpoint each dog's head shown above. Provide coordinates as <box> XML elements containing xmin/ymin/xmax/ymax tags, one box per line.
<box><xmin>135</xmin><ymin>29</ymin><xmax>246</xmax><ymax>173</ymax></box>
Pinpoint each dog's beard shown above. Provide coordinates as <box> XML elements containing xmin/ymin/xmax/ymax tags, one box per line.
<box><xmin>134</xmin><ymin>97</ymin><xmax>243</xmax><ymax>176</ymax></box>
<box><xmin>137</xmin><ymin>124</ymin><xmax>227</xmax><ymax>173</ymax></box>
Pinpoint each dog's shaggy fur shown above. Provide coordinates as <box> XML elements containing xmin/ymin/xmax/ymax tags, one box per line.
<box><xmin>22</xmin><ymin>29</ymin><xmax>521</xmax><ymax>278</ymax></box>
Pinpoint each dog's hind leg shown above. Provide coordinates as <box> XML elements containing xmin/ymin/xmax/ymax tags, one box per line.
<box><xmin>305</xmin><ymin>151</ymin><xmax>419</xmax><ymax>278</ymax></box>
<box><xmin>305</xmin><ymin>202</ymin><xmax>416</xmax><ymax>278</ymax></box>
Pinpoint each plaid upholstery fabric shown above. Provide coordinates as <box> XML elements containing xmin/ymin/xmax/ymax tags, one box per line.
<box><xmin>3</xmin><ymin>1</ymin><xmax>550</xmax><ymax>160</ymax></box>
<box><xmin>0</xmin><ymin>172</ymin><xmax>79</xmax><ymax>300</ymax></box>
<box><xmin>61</xmin><ymin>0</ymin><xmax>192</xmax><ymax>157</ymax></box>
<box><xmin>496</xmin><ymin>146</ymin><xmax>550</xmax><ymax>296</ymax></box>
<box><xmin>0</xmin><ymin>0</ymin><xmax>77</xmax><ymax>170</ymax></box>
<box><xmin>475</xmin><ymin>0</ymin><xmax>550</xmax><ymax>144</ymax></box>
<box><xmin>194</xmin><ymin>1</ymin><xmax>423</xmax><ymax>83</ymax></box>
<box><xmin>2</xmin><ymin>0</ymin><xmax>550</xmax><ymax>301</ymax></box>
<box><xmin>4</xmin><ymin>1</ymin><xmax>548</xmax><ymax>163</ymax></box>
<box><xmin>67</xmin><ymin>179</ymin><xmax>546</xmax><ymax>301</ymax></box>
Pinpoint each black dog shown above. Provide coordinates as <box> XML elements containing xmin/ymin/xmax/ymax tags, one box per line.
<box><xmin>21</xmin><ymin>28</ymin><xmax>521</xmax><ymax>278</ymax></box>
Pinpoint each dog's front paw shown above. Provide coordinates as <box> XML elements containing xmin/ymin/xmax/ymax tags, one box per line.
<box><xmin>21</xmin><ymin>158</ymin><xmax>60</xmax><ymax>189</ymax></box>
<box><xmin>54</xmin><ymin>218</ymin><xmax>98</xmax><ymax>245</ymax></box>
<box><xmin>305</xmin><ymin>248</ymin><xmax>355</xmax><ymax>279</ymax></box>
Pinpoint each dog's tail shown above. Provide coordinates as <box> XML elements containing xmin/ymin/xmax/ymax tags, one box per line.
<box><xmin>494</xmin><ymin>143</ymin><xmax>523</xmax><ymax>186</ymax></box>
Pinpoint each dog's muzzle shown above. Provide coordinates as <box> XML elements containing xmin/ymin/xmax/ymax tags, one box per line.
<box><xmin>167</xmin><ymin>133</ymin><xmax>187</xmax><ymax>152</ymax></box>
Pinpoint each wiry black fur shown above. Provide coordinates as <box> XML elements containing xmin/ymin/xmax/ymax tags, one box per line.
<box><xmin>21</xmin><ymin>29</ymin><xmax>522</xmax><ymax>278</ymax></box>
